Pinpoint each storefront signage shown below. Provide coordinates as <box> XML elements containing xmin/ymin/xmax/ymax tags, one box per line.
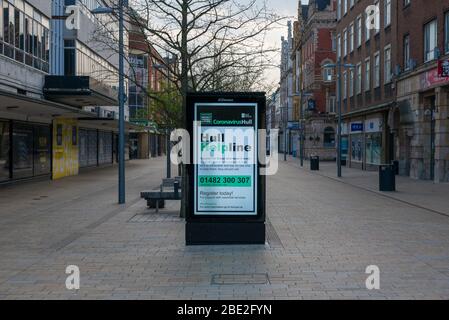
<box><xmin>194</xmin><ymin>103</ymin><xmax>258</xmax><ymax>216</ymax></box>
<box><xmin>365</xmin><ymin>118</ymin><xmax>383</xmax><ymax>133</ymax></box>
<box><xmin>438</xmin><ymin>59</ymin><xmax>449</xmax><ymax>78</ymax></box>
<box><xmin>350</xmin><ymin>122</ymin><xmax>364</xmax><ymax>133</ymax></box>
<box><xmin>288</xmin><ymin>122</ymin><xmax>301</xmax><ymax>130</ymax></box>
<box><xmin>420</xmin><ymin>67</ymin><xmax>449</xmax><ymax>90</ymax></box>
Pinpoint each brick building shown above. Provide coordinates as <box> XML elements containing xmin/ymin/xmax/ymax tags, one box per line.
<box><xmin>394</xmin><ymin>0</ymin><xmax>449</xmax><ymax>182</ymax></box>
<box><xmin>128</xmin><ymin>12</ymin><xmax>170</xmax><ymax>159</ymax></box>
<box><xmin>335</xmin><ymin>0</ymin><xmax>397</xmax><ymax>171</ymax></box>
<box><xmin>295</xmin><ymin>0</ymin><xmax>337</xmax><ymax>161</ymax></box>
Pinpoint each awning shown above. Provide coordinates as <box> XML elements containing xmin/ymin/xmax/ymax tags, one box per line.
<box><xmin>43</xmin><ymin>76</ymin><xmax>118</xmax><ymax>107</ymax></box>
<box><xmin>0</xmin><ymin>89</ymin><xmax>97</xmax><ymax>120</ymax></box>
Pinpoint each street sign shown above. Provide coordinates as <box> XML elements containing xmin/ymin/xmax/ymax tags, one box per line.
<box><xmin>288</xmin><ymin>122</ymin><xmax>301</xmax><ymax>130</ymax></box>
<box><xmin>307</xmin><ymin>99</ymin><xmax>316</xmax><ymax>111</ymax></box>
<box><xmin>186</xmin><ymin>92</ymin><xmax>266</xmax><ymax>245</ymax></box>
<box><xmin>351</xmin><ymin>122</ymin><xmax>364</xmax><ymax>133</ymax></box>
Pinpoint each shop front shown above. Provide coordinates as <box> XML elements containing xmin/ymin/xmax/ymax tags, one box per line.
<box><xmin>396</xmin><ymin>64</ymin><xmax>449</xmax><ymax>182</ymax></box>
<box><xmin>348</xmin><ymin>116</ymin><xmax>385</xmax><ymax>171</ymax></box>
<box><xmin>0</xmin><ymin>119</ymin><xmax>52</xmax><ymax>183</ymax></box>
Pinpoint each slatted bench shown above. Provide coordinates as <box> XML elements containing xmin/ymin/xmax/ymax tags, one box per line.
<box><xmin>141</xmin><ymin>177</ymin><xmax>182</xmax><ymax>212</ymax></box>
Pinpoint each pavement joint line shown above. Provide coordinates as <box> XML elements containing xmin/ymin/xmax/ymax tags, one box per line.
<box><xmin>284</xmin><ymin>160</ymin><xmax>449</xmax><ymax>219</ymax></box>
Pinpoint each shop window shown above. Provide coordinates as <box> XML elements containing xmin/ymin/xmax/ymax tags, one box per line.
<box><xmin>33</xmin><ymin>125</ymin><xmax>51</xmax><ymax>176</ymax></box>
<box><xmin>72</xmin><ymin>126</ymin><xmax>77</xmax><ymax>146</ymax></box>
<box><xmin>351</xmin><ymin>134</ymin><xmax>363</xmax><ymax>162</ymax></box>
<box><xmin>365</xmin><ymin>133</ymin><xmax>382</xmax><ymax>165</ymax></box>
<box><xmin>56</xmin><ymin>124</ymin><xmax>63</xmax><ymax>146</ymax></box>
<box><xmin>12</xmin><ymin>123</ymin><xmax>33</xmax><ymax>179</ymax></box>
<box><xmin>324</xmin><ymin>127</ymin><xmax>335</xmax><ymax>148</ymax></box>
<box><xmin>0</xmin><ymin>121</ymin><xmax>10</xmax><ymax>182</ymax></box>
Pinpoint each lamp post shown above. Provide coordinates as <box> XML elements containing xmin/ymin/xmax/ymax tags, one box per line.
<box><xmin>297</xmin><ymin>92</ymin><xmax>313</xmax><ymax>167</ymax></box>
<box><xmin>154</xmin><ymin>59</ymin><xmax>173</xmax><ymax>179</ymax></box>
<box><xmin>92</xmin><ymin>1</ymin><xmax>126</xmax><ymax>204</ymax></box>
<box><xmin>323</xmin><ymin>60</ymin><xmax>355</xmax><ymax>178</ymax></box>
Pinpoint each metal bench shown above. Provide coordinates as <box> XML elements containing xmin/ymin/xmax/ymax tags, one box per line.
<box><xmin>141</xmin><ymin>177</ymin><xmax>182</xmax><ymax>212</ymax></box>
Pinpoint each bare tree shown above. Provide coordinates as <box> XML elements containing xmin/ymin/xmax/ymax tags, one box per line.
<box><xmin>91</xmin><ymin>0</ymin><xmax>285</xmax><ymax>216</ymax></box>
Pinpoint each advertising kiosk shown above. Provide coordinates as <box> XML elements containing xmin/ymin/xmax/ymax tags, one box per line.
<box><xmin>186</xmin><ymin>92</ymin><xmax>266</xmax><ymax>245</ymax></box>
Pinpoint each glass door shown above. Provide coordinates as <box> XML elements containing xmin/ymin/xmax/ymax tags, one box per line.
<box><xmin>0</xmin><ymin>121</ymin><xmax>11</xmax><ymax>182</ymax></box>
<box><xmin>33</xmin><ymin>125</ymin><xmax>51</xmax><ymax>176</ymax></box>
<box><xmin>12</xmin><ymin>123</ymin><xmax>33</xmax><ymax>179</ymax></box>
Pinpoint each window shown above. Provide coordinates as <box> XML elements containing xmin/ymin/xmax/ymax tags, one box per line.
<box><xmin>424</xmin><ymin>19</ymin><xmax>437</xmax><ymax>62</ymax></box>
<box><xmin>323</xmin><ymin>67</ymin><xmax>333</xmax><ymax>82</ymax></box>
<box><xmin>350</xmin><ymin>0</ymin><xmax>354</xmax><ymax>9</ymax></box>
<box><xmin>0</xmin><ymin>121</ymin><xmax>10</xmax><ymax>182</ymax></box>
<box><xmin>384</xmin><ymin>0</ymin><xmax>391</xmax><ymax>27</ymax></box>
<box><xmin>384</xmin><ymin>45</ymin><xmax>392</xmax><ymax>83</ymax></box>
<box><xmin>337</xmin><ymin>34</ymin><xmax>341</xmax><ymax>58</ymax></box>
<box><xmin>351</xmin><ymin>134</ymin><xmax>363</xmax><ymax>162</ymax></box>
<box><xmin>357</xmin><ymin>16</ymin><xmax>362</xmax><ymax>47</ymax></box>
<box><xmin>374</xmin><ymin>52</ymin><xmax>380</xmax><ymax>87</ymax></box>
<box><xmin>365</xmin><ymin>13</ymin><xmax>371</xmax><ymax>42</ymax></box>
<box><xmin>328</xmin><ymin>96</ymin><xmax>336</xmax><ymax>114</ymax></box>
<box><xmin>374</xmin><ymin>1</ymin><xmax>380</xmax><ymax>34</ymax></box>
<box><xmin>366</xmin><ymin>133</ymin><xmax>382</xmax><ymax>165</ymax></box>
<box><xmin>365</xmin><ymin>58</ymin><xmax>371</xmax><ymax>91</ymax></box>
<box><xmin>356</xmin><ymin>63</ymin><xmax>362</xmax><ymax>94</ymax></box>
<box><xmin>349</xmin><ymin>23</ymin><xmax>354</xmax><ymax>53</ymax></box>
<box><xmin>445</xmin><ymin>12</ymin><xmax>449</xmax><ymax>53</ymax></box>
<box><xmin>343</xmin><ymin>29</ymin><xmax>347</xmax><ymax>56</ymax></box>
<box><xmin>343</xmin><ymin>71</ymin><xmax>347</xmax><ymax>99</ymax></box>
<box><xmin>0</xmin><ymin>1</ymin><xmax>49</xmax><ymax>71</ymax></box>
<box><xmin>349</xmin><ymin>69</ymin><xmax>354</xmax><ymax>97</ymax></box>
<box><xmin>404</xmin><ymin>34</ymin><xmax>410</xmax><ymax>70</ymax></box>
<box><xmin>404</xmin><ymin>0</ymin><xmax>411</xmax><ymax>7</ymax></box>
<box><xmin>332</xmin><ymin>32</ymin><xmax>336</xmax><ymax>52</ymax></box>
<box><xmin>343</xmin><ymin>0</ymin><xmax>347</xmax><ymax>15</ymax></box>
<box><xmin>337</xmin><ymin>0</ymin><xmax>341</xmax><ymax>20</ymax></box>
<box><xmin>324</xmin><ymin>127</ymin><xmax>336</xmax><ymax>148</ymax></box>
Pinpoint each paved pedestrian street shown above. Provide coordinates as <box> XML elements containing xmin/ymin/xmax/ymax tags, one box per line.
<box><xmin>1</xmin><ymin>157</ymin><xmax>449</xmax><ymax>300</ymax></box>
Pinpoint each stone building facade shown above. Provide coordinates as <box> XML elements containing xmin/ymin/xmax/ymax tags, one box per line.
<box><xmin>393</xmin><ymin>0</ymin><xmax>449</xmax><ymax>182</ymax></box>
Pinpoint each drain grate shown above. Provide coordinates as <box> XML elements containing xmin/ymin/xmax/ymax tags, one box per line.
<box><xmin>32</xmin><ymin>195</ymin><xmax>48</xmax><ymax>201</ymax></box>
<box><xmin>211</xmin><ymin>273</ymin><xmax>270</xmax><ymax>285</ymax></box>
<box><xmin>266</xmin><ymin>220</ymin><xmax>283</xmax><ymax>248</ymax></box>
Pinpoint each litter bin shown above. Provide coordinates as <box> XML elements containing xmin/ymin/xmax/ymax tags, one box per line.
<box><xmin>310</xmin><ymin>156</ymin><xmax>320</xmax><ymax>171</ymax></box>
<box><xmin>392</xmin><ymin>160</ymin><xmax>399</xmax><ymax>175</ymax></box>
<box><xmin>379</xmin><ymin>164</ymin><xmax>396</xmax><ymax>191</ymax></box>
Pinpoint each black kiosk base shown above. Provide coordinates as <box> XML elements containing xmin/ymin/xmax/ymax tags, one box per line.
<box><xmin>186</xmin><ymin>222</ymin><xmax>266</xmax><ymax>245</ymax></box>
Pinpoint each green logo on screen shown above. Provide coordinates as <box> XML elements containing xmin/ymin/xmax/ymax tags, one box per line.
<box><xmin>200</xmin><ymin>113</ymin><xmax>213</xmax><ymax>125</ymax></box>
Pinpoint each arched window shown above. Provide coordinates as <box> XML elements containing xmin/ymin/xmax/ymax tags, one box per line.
<box><xmin>324</xmin><ymin>127</ymin><xmax>335</xmax><ymax>147</ymax></box>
